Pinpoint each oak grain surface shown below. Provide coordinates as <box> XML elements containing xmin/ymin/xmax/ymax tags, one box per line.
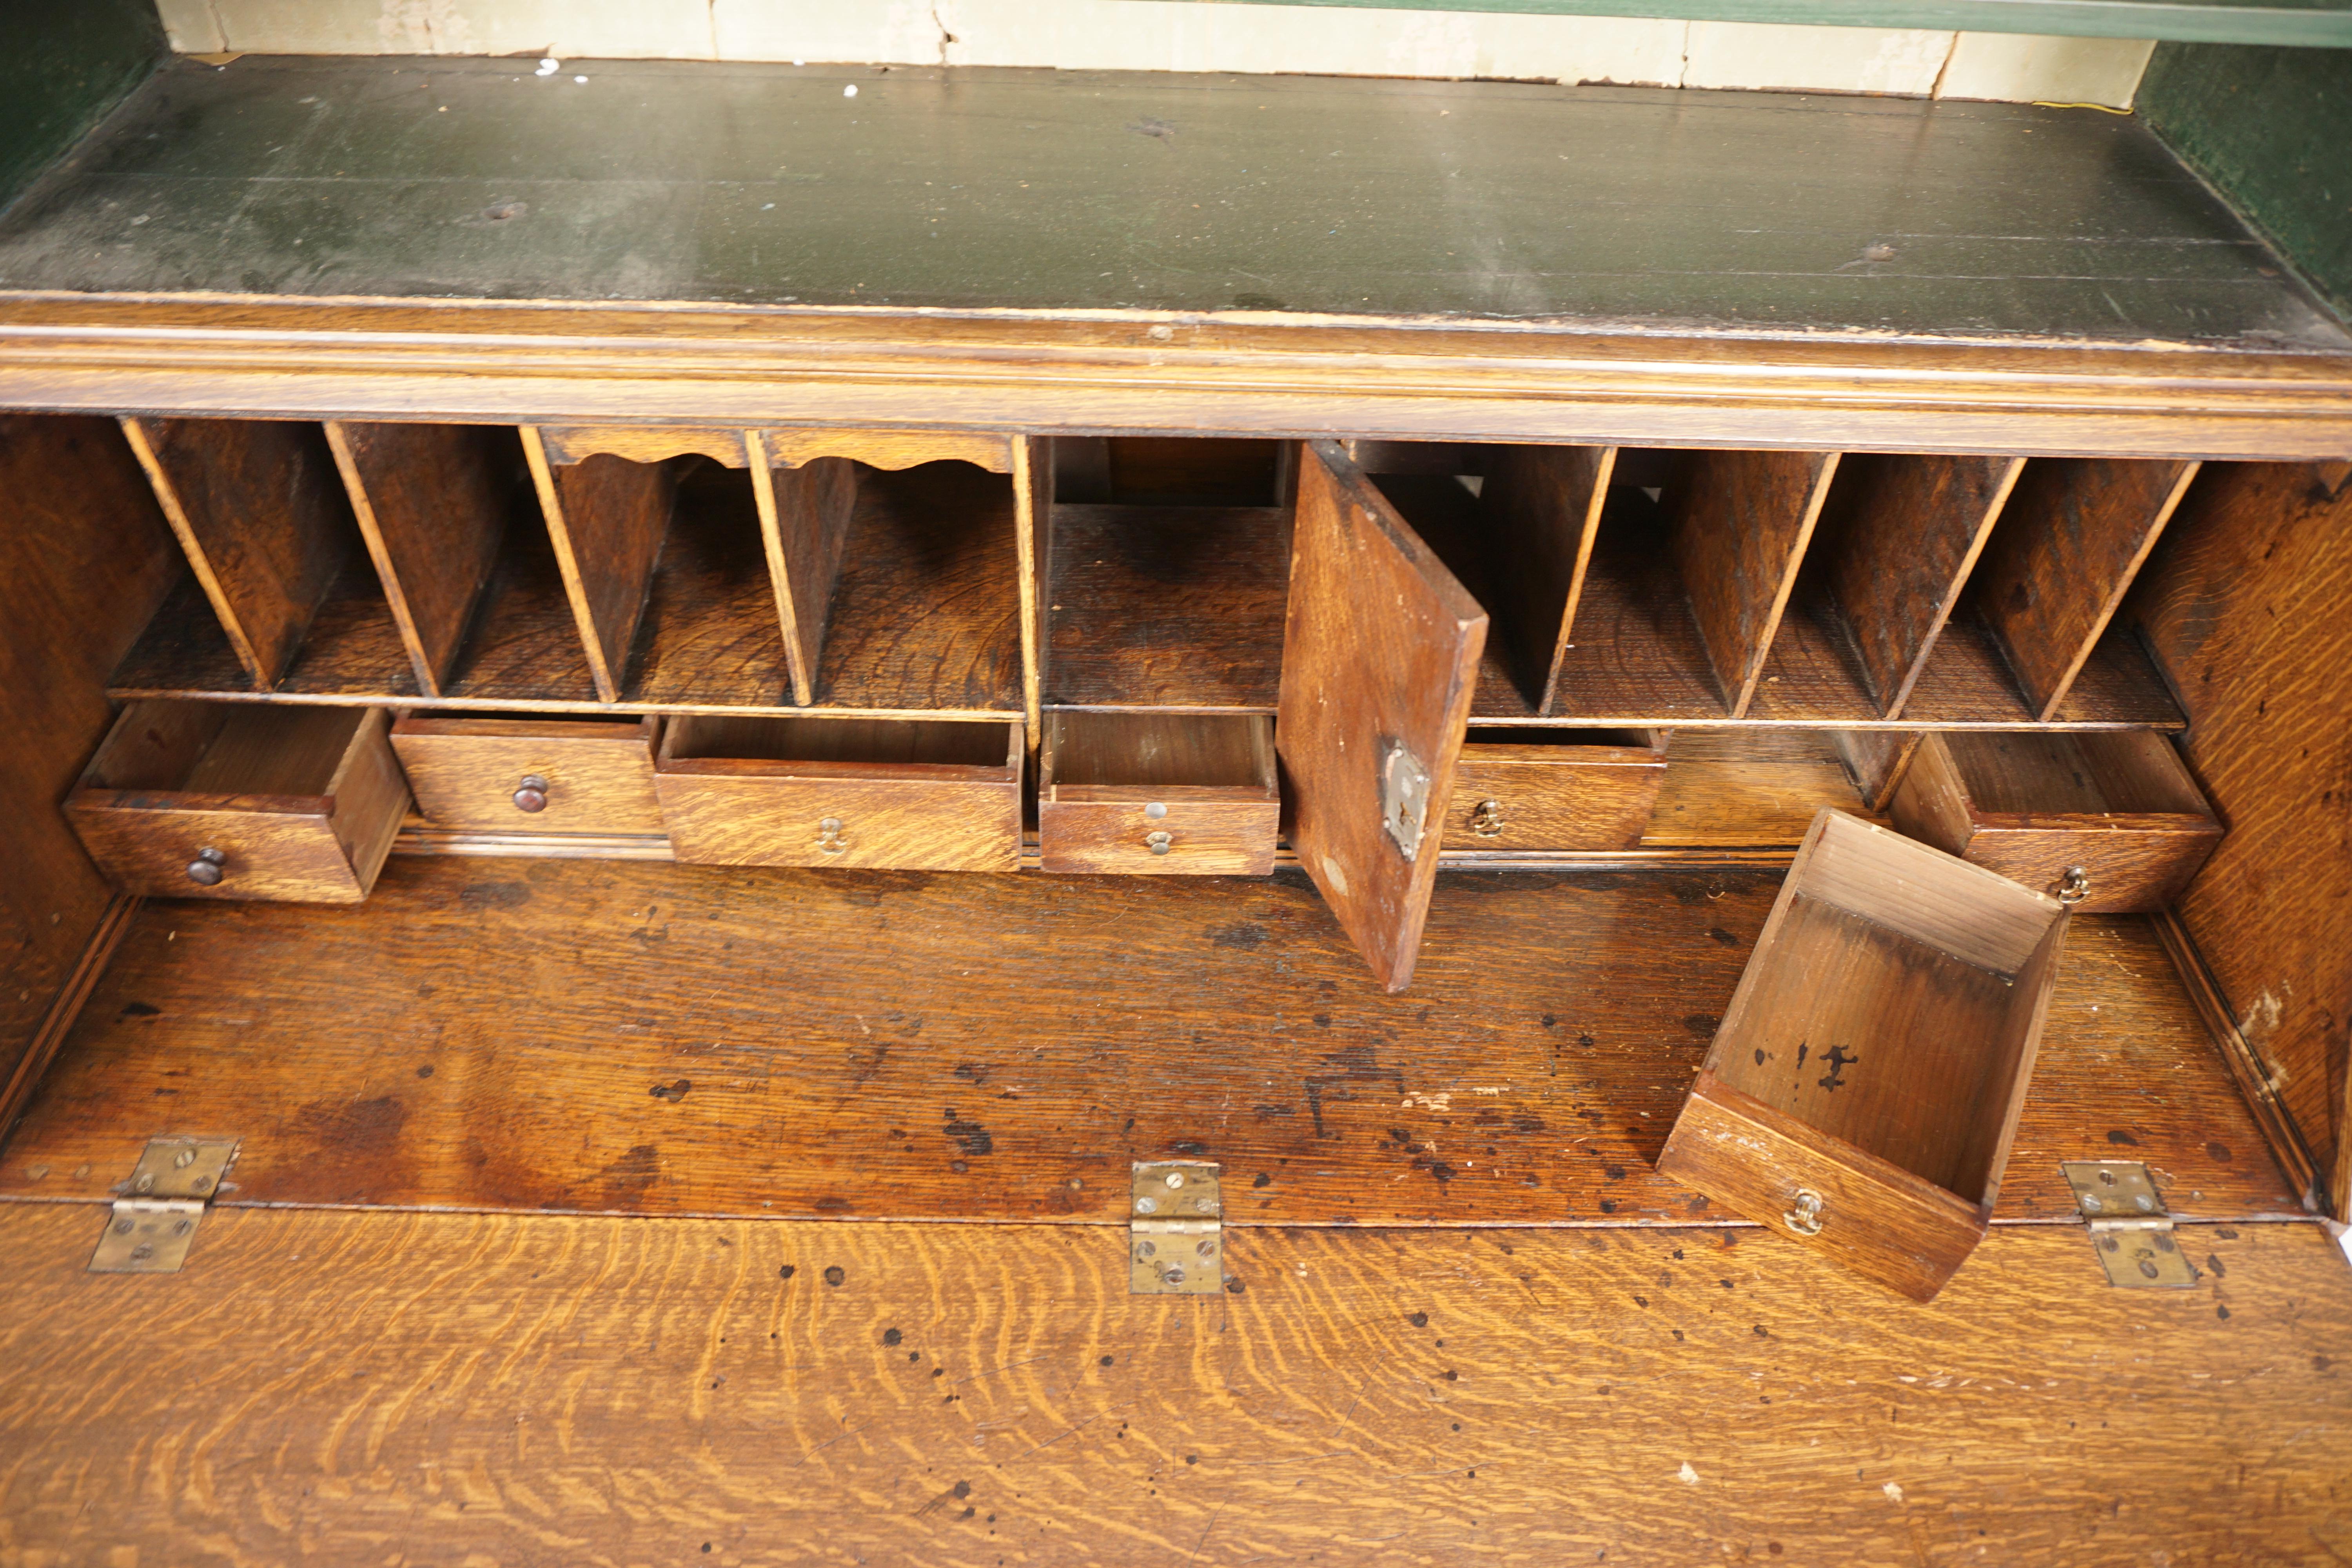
<box><xmin>0</xmin><ymin>1204</ymin><xmax>2345</xmax><ymax>1567</ymax></box>
<box><xmin>0</xmin><ymin>855</ymin><xmax>2295</xmax><ymax>1226</ymax></box>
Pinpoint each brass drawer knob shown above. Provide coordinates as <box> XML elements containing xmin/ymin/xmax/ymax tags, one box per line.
<box><xmin>512</xmin><ymin>775</ymin><xmax>550</xmax><ymax>814</ymax></box>
<box><xmin>185</xmin><ymin>846</ymin><xmax>226</xmax><ymax>887</ymax></box>
<box><xmin>1145</xmin><ymin>829</ymin><xmax>1173</xmax><ymax>856</ymax></box>
<box><xmin>1784</xmin><ymin>1188</ymin><xmax>1825</xmax><ymax>1237</ymax></box>
<box><xmin>1468</xmin><ymin>798</ymin><xmax>1505</xmax><ymax>838</ymax></box>
<box><xmin>815</xmin><ymin>817</ymin><xmax>848</xmax><ymax>855</ymax></box>
<box><xmin>2053</xmin><ymin>865</ymin><xmax>2090</xmax><ymax>905</ymax></box>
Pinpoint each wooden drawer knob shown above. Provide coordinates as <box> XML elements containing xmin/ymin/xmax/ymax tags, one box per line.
<box><xmin>512</xmin><ymin>775</ymin><xmax>550</xmax><ymax>814</ymax></box>
<box><xmin>185</xmin><ymin>847</ymin><xmax>226</xmax><ymax>887</ymax></box>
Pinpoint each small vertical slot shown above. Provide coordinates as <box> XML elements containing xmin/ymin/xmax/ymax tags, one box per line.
<box><xmin>523</xmin><ymin>427</ymin><xmax>681</xmax><ymax>702</ymax></box>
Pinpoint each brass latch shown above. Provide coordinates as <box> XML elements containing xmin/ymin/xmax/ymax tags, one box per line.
<box><xmin>2063</xmin><ymin>1160</ymin><xmax>2196</xmax><ymax>1289</ymax></box>
<box><xmin>89</xmin><ymin>1137</ymin><xmax>238</xmax><ymax>1274</ymax></box>
<box><xmin>1130</xmin><ymin>1160</ymin><xmax>1222</xmax><ymax>1295</ymax></box>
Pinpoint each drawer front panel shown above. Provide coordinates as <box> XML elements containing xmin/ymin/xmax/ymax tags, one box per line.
<box><xmin>1040</xmin><ymin>790</ymin><xmax>1278</xmax><ymax>875</ymax></box>
<box><xmin>394</xmin><ymin>725</ymin><xmax>664</xmax><ymax>835</ymax></box>
<box><xmin>656</xmin><ymin>774</ymin><xmax>1020</xmax><ymax>871</ymax></box>
<box><xmin>1445</xmin><ymin>754</ymin><xmax>1665</xmax><ymax>851</ymax></box>
<box><xmin>1953</xmin><ymin>823</ymin><xmax>2222</xmax><ymax>915</ymax></box>
<box><xmin>64</xmin><ymin>801</ymin><xmax>366</xmax><ymax>903</ymax></box>
<box><xmin>1655</xmin><ymin>1075</ymin><xmax>1989</xmax><ymax>1303</ymax></box>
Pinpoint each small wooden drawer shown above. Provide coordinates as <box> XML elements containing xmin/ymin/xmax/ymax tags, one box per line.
<box><xmin>64</xmin><ymin>701</ymin><xmax>410</xmax><ymax>904</ymax></box>
<box><xmin>1038</xmin><ymin>712</ymin><xmax>1278</xmax><ymax>875</ymax></box>
<box><xmin>654</xmin><ymin>716</ymin><xmax>1022</xmax><ymax>871</ymax></box>
<box><xmin>1445</xmin><ymin>728</ymin><xmax>1667</xmax><ymax>851</ymax></box>
<box><xmin>392</xmin><ymin>712</ymin><xmax>664</xmax><ymax>834</ymax></box>
<box><xmin>1655</xmin><ymin>810</ymin><xmax>2068</xmax><ymax>1302</ymax></box>
<box><xmin>1888</xmin><ymin>731</ymin><xmax>2221</xmax><ymax>913</ymax></box>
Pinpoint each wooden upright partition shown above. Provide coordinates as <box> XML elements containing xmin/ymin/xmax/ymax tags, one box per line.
<box><xmin>1975</xmin><ymin>457</ymin><xmax>2201</xmax><ymax>720</ymax></box>
<box><xmin>1476</xmin><ymin>443</ymin><xmax>1613</xmax><ymax>713</ymax></box>
<box><xmin>326</xmin><ymin>422</ymin><xmax>516</xmax><ymax>698</ymax></box>
<box><xmin>1811</xmin><ymin>454</ymin><xmax>2024</xmax><ymax>717</ymax></box>
<box><xmin>1278</xmin><ymin>441</ymin><xmax>1487</xmax><ymax>993</ymax></box>
<box><xmin>522</xmin><ymin>427</ymin><xmax>678</xmax><ymax>703</ymax></box>
<box><xmin>1668</xmin><ymin>450</ymin><xmax>1841</xmax><ymax>717</ymax></box>
<box><xmin>119</xmin><ymin>416</ymin><xmax>356</xmax><ymax>689</ymax></box>
<box><xmin>746</xmin><ymin>433</ymin><xmax>860</xmax><ymax>708</ymax></box>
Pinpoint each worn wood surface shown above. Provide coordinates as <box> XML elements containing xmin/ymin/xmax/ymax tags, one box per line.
<box><xmin>748</xmin><ymin>440</ymin><xmax>860</xmax><ymax>706</ymax></box>
<box><xmin>0</xmin><ymin>414</ymin><xmax>178</xmax><ymax>1123</ymax></box>
<box><xmin>1974</xmin><ymin>457</ymin><xmax>2200</xmax><ymax>720</ymax></box>
<box><xmin>1889</xmin><ymin>731</ymin><xmax>2223</xmax><ymax>913</ymax></box>
<box><xmin>1810</xmin><ymin>453</ymin><xmax>2023</xmax><ymax>718</ymax></box>
<box><xmin>526</xmin><ymin>432</ymin><xmax>678</xmax><ymax>702</ymax></box>
<box><xmin>0</xmin><ymin>854</ymin><xmax>2295</xmax><ymax>1226</ymax></box>
<box><xmin>1828</xmin><ymin>728</ymin><xmax>1921</xmax><ymax>814</ymax></box>
<box><xmin>807</xmin><ymin>462</ymin><xmax>1025</xmax><ymax>715</ymax></box>
<box><xmin>2133</xmin><ymin>459</ymin><xmax>2352</xmax><ymax>1215</ymax></box>
<box><xmin>1670</xmin><ymin>451</ymin><xmax>1840</xmax><ymax>718</ymax></box>
<box><xmin>392</xmin><ymin>713</ymin><xmax>665</xmax><ymax>835</ymax></box>
<box><xmin>0</xmin><ymin>1204</ymin><xmax>2345</xmax><ymax>1566</ymax></box>
<box><xmin>121</xmin><ymin>415</ymin><xmax>356</xmax><ymax>689</ymax></box>
<box><xmin>1445</xmin><ymin>730</ymin><xmax>1665</xmax><ymax>852</ymax></box>
<box><xmin>1046</xmin><ymin>503</ymin><xmax>1292</xmax><ymax>712</ymax></box>
<box><xmin>327</xmin><ymin>420</ymin><xmax>517</xmax><ymax>697</ymax></box>
<box><xmin>1279</xmin><ymin>443</ymin><xmax>1486</xmax><ymax>993</ymax></box>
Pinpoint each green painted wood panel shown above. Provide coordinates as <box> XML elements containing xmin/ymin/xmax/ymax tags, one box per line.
<box><xmin>1126</xmin><ymin>0</ymin><xmax>2352</xmax><ymax>47</ymax></box>
<box><xmin>2139</xmin><ymin>42</ymin><xmax>2352</xmax><ymax>320</ymax></box>
<box><xmin>0</xmin><ymin>0</ymin><xmax>166</xmax><ymax>216</ymax></box>
<box><xmin>0</xmin><ymin>56</ymin><xmax>2340</xmax><ymax>350</ymax></box>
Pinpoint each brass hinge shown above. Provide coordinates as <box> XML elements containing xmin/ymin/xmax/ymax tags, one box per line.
<box><xmin>89</xmin><ymin>1137</ymin><xmax>238</xmax><ymax>1274</ymax></box>
<box><xmin>2063</xmin><ymin>1160</ymin><xmax>2197</xmax><ymax>1289</ymax></box>
<box><xmin>1130</xmin><ymin>1160</ymin><xmax>1222</xmax><ymax>1295</ymax></box>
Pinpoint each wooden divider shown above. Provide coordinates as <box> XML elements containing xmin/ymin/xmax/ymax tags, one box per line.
<box><xmin>1810</xmin><ymin>454</ymin><xmax>2025</xmax><ymax>717</ymax></box>
<box><xmin>326</xmin><ymin>423</ymin><xmax>516</xmax><ymax>698</ymax></box>
<box><xmin>1012</xmin><ymin>435</ymin><xmax>1048</xmax><ymax>737</ymax></box>
<box><xmin>521</xmin><ymin>428</ymin><xmax>676</xmax><ymax>703</ymax></box>
<box><xmin>746</xmin><ymin>434</ymin><xmax>859</xmax><ymax>708</ymax></box>
<box><xmin>1973</xmin><ymin>457</ymin><xmax>2201</xmax><ymax>720</ymax></box>
<box><xmin>1476</xmin><ymin>444</ymin><xmax>1614</xmax><ymax>713</ymax></box>
<box><xmin>119</xmin><ymin>416</ymin><xmax>355</xmax><ymax>689</ymax></box>
<box><xmin>1668</xmin><ymin>450</ymin><xmax>1841</xmax><ymax>717</ymax></box>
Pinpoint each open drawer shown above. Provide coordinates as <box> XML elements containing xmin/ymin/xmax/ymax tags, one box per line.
<box><xmin>391</xmin><ymin>711</ymin><xmax>665</xmax><ymax>834</ymax></box>
<box><xmin>1446</xmin><ymin>728</ymin><xmax>1667</xmax><ymax>851</ymax></box>
<box><xmin>653</xmin><ymin>716</ymin><xmax>1023</xmax><ymax>870</ymax></box>
<box><xmin>1655</xmin><ymin>810</ymin><xmax>2068</xmax><ymax>1301</ymax></box>
<box><xmin>1888</xmin><ymin>731</ymin><xmax>2222</xmax><ymax>913</ymax></box>
<box><xmin>1038</xmin><ymin>711</ymin><xmax>1278</xmax><ymax>875</ymax></box>
<box><xmin>64</xmin><ymin>701</ymin><xmax>409</xmax><ymax>903</ymax></box>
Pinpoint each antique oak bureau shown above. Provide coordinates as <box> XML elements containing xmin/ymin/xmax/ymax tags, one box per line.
<box><xmin>1</xmin><ymin>45</ymin><xmax>2350</xmax><ymax>1563</ymax></box>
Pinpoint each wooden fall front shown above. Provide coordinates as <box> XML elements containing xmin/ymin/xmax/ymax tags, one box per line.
<box><xmin>1</xmin><ymin>52</ymin><xmax>2350</xmax><ymax>1565</ymax></box>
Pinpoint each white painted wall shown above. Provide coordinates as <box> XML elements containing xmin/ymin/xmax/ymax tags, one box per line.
<box><xmin>153</xmin><ymin>0</ymin><xmax>2159</xmax><ymax>108</ymax></box>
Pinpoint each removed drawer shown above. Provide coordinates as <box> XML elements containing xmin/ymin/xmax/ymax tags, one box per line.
<box><xmin>654</xmin><ymin>715</ymin><xmax>1022</xmax><ymax>871</ymax></box>
<box><xmin>1888</xmin><ymin>730</ymin><xmax>2221</xmax><ymax>913</ymax></box>
<box><xmin>392</xmin><ymin>711</ymin><xmax>663</xmax><ymax>834</ymax></box>
<box><xmin>65</xmin><ymin>701</ymin><xmax>408</xmax><ymax>903</ymax></box>
<box><xmin>1655</xmin><ymin>809</ymin><xmax>2067</xmax><ymax>1302</ymax></box>
<box><xmin>1445</xmin><ymin>728</ymin><xmax>1667</xmax><ymax>851</ymax></box>
<box><xmin>1039</xmin><ymin>711</ymin><xmax>1278</xmax><ymax>875</ymax></box>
